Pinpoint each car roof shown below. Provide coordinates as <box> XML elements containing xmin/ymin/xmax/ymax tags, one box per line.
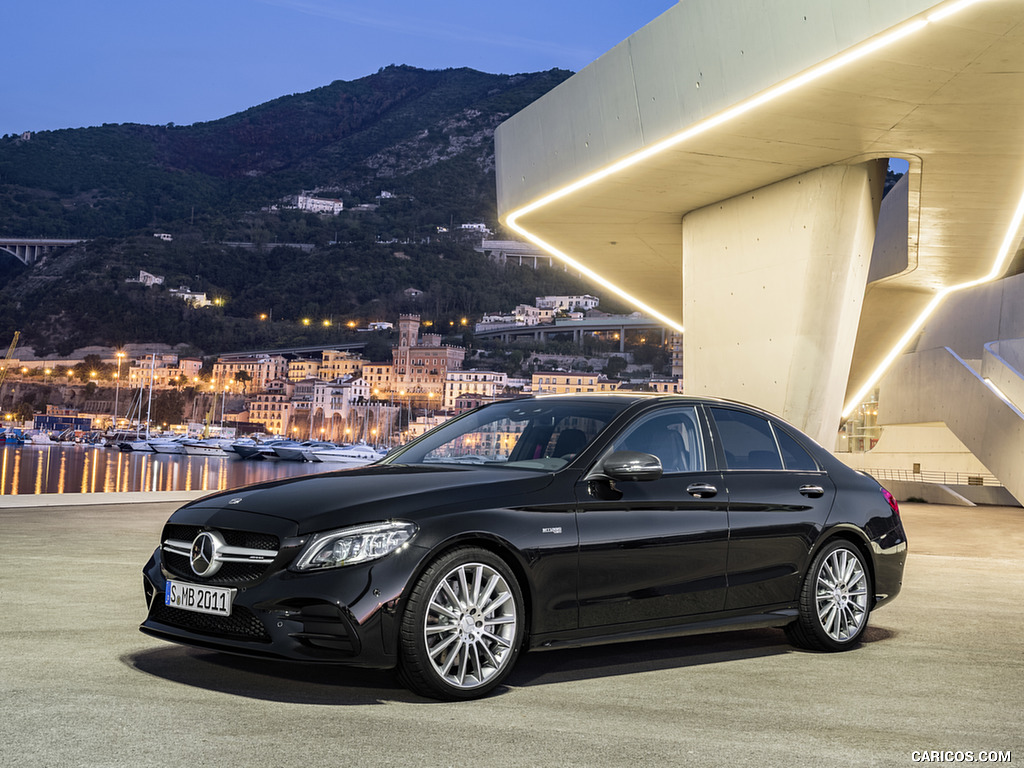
<box><xmin>517</xmin><ymin>392</ymin><xmax>807</xmax><ymax>432</ymax></box>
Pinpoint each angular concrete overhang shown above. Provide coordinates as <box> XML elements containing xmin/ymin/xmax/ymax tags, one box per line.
<box><xmin>496</xmin><ymin>0</ymin><xmax>1024</xmax><ymax>416</ymax></box>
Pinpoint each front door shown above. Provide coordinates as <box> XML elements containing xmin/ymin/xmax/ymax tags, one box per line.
<box><xmin>576</xmin><ymin>406</ymin><xmax>730</xmax><ymax>628</ymax></box>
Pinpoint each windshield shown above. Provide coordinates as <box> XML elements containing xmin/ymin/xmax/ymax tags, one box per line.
<box><xmin>384</xmin><ymin>398</ymin><xmax>629</xmax><ymax>471</ymax></box>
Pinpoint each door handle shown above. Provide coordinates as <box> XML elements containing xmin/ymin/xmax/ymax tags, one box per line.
<box><xmin>686</xmin><ymin>482</ymin><xmax>718</xmax><ymax>499</ymax></box>
<box><xmin>799</xmin><ymin>484</ymin><xmax>825</xmax><ymax>498</ymax></box>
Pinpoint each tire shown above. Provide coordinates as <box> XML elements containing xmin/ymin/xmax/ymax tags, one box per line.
<box><xmin>398</xmin><ymin>547</ymin><xmax>525</xmax><ymax>700</ymax></box>
<box><xmin>786</xmin><ymin>539</ymin><xmax>872</xmax><ymax>652</ymax></box>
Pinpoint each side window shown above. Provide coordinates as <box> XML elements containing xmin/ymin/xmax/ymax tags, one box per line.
<box><xmin>774</xmin><ymin>427</ymin><xmax>819</xmax><ymax>471</ymax></box>
<box><xmin>710</xmin><ymin>408</ymin><xmax>782</xmax><ymax>470</ymax></box>
<box><xmin>611</xmin><ymin>407</ymin><xmax>706</xmax><ymax>473</ymax></box>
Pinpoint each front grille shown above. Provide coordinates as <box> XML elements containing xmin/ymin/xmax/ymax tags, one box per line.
<box><xmin>162</xmin><ymin>523</ymin><xmax>280</xmax><ymax>585</ymax></box>
<box><xmin>164</xmin><ymin>552</ymin><xmax>270</xmax><ymax>584</ymax></box>
<box><xmin>150</xmin><ymin>602</ymin><xmax>271</xmax><ymax>643</ymax></box>
<box><xmin>164</xmin><ymin>524</ymin><xmax>278</xmax><ymax>551</ymax></box>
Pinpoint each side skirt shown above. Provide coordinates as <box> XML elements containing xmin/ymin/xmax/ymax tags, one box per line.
<box><xmin>528</xmin><ymin>608</ymin><xmax>799</xmax><ymax>652</ymax></box>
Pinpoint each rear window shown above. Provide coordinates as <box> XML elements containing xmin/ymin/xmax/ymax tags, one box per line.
<box><xmin>710</xmin><ymin>408</ymin><xmax>782</xmax><ymax>470</ymax></box>
<box><xmin>775</xmin><ymin>428</ymin><xmax>819</xmax><ymax>471</ymax></box>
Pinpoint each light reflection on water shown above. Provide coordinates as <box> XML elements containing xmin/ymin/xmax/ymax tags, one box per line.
<box><xmin>0</xmin><ymin>444</ymin><xmax>329</xmax><ymax>495</ymax></box>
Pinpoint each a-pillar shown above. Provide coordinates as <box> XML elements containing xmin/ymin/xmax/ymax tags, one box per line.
<box><xmin>681</xmin><ymin>162</ymin><xmax>884</xmax><ymax>446</ymax></box>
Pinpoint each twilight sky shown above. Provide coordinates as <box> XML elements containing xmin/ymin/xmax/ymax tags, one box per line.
<box><xmin>4</xmin><ymin>0</ymin><xmax>676</xmax><ymax>136</ymax></box>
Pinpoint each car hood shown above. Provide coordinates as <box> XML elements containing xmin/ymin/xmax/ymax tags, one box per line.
<box><xmin>180</xmin><ymin>463</ymin><xmax>557</xmax><ymax>534</ymax></box>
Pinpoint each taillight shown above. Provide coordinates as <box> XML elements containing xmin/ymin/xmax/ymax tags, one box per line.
<box><xmin>881</xmin><ymin>486</ymin><xmax>900</xmax><ymax>516</ymax></box>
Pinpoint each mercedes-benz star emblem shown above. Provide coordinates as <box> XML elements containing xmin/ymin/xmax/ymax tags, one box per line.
<box><xmin>190</xmin><ymin>531</ymin><xmax>225</xmax><ymax>577</ymax></box>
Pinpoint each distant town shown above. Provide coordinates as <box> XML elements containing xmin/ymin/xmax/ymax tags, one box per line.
<box><xmin>1</xmin><ymin>292</ymin><xmax>683</xmax><ymax>446</ymax></box>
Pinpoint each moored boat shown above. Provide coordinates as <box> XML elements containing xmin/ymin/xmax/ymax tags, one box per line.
<box><xmin>180</xmin><ymin>437</ymin><xmax>234</xmax><ymax>457</ymax></box>
<box><xmin>309</xmin><ymin>441</ymin><xmax>387</xmax><ymax>466</ymax></box>
<box><xmin>272</xmin><ymin>440</ymin><xmax>334</xmax><ymax>462</ymax></box>
<box><xmin>149</xmin><ymin>436</ymin><xmax>189</xmax><ymax>454</ymax></box>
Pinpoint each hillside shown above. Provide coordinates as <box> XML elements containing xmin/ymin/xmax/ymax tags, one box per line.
<box><xmin>0</xmin><ymin>66</ymin><xmax>570</xmax><ymax>237</ymax></box>
<box><xmin>0</xmin><ymin>66</ymin><xmax>625</xmax><ymax>356</ymax></box>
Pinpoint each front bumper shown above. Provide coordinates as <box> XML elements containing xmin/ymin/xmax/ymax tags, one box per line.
<box><xmin>140</xmin><ymin>548</ymin><xmax>412</xmax><ymax>669</ymax></box>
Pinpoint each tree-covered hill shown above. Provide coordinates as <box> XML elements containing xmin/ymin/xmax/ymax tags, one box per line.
<box><xmin>0</xmin><ymin>66</ymin><xmax>571</xmax><ymax>238</ymax></box>
<box><xmin>0</xmin><ymin>66</ymin><xmax>629</xmax><ymax>356</ymax></box>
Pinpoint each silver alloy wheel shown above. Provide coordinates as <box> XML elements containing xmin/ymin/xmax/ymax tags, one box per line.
<box><xmin>814</xmin><ymin>546</ymin><xmax>869</xmax><ymax>643</ymax></box>
<box><xmin>423</xmin><ymin>561</ymin><xmax>518</xmax><ymax>690</ymax></box>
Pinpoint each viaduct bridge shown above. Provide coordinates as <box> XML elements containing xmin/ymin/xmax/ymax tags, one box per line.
<box><xmin>473</xmin><ymin>316</ymin><xmax>668</xmax><ymax>351</ymax></box>
<box><xmin>0</xmin><ymin>238</ymin><xmax>84</xmax><ymax>266</ymax></box>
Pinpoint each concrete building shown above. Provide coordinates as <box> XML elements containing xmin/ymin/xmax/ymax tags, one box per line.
<box><xmin>495</xmin><ymin>0</ymin><xmax>1024</xmax><ymax>503</ymax></box>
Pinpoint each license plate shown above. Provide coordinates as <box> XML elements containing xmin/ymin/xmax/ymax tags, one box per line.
<box><xmin>165</xmin><ymin>579</ymin><xmax>234</xmax><ymax>617</ymax></box>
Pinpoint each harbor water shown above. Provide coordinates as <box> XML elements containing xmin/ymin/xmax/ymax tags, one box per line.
<box><xmin>0</xmin><ymin>443</ymin><xmax>328</xmax><ymax>496</ymax></box>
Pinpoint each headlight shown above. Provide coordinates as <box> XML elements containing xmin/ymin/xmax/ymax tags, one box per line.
<box><xmin>292</xmin><ymin>521</ymin><xmax>417</xmax><ymax>571</ymax></box>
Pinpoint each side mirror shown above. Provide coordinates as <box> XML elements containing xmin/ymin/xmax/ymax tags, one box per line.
<box><xmin>597</xmin><ymin>450</ymin><xmax>663</xmax><ymax>482</ymax></box>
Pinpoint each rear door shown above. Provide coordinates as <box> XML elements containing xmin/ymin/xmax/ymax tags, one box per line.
<box><xmin>706</xmin><ymin>407</ymin><xmax>836</xmax><ymax>611</ymax></box>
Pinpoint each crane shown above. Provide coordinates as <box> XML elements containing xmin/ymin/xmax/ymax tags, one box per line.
<box><xmin>0</xmin><ymin>331</ymin><xmax>20</xmax><ymax>392</ymax></box>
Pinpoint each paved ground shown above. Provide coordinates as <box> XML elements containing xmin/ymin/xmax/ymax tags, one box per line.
<box><xmin>0</xmin><ymin>497</ymin><xmax>1020</xmax><ymax>768</ymax></box>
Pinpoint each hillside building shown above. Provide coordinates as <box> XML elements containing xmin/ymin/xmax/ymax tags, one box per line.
<box><xmin>247</xmin><ymin>379</ymin><xmax>294</xmax><ymax>436</ymax></box>
<box><xmin>127</xmin><ymin>354</ymin><xmax>202</xmax><ymax>389</ymax></box>
<box><xmin>319</xmin><ymin>350</ymin><xmax>364</xmax><ymax>381</ymax></box>
<box><xmin>535</xmin><ymin>295</ymin><xmax>600</xmax><ymax>312</ymax></box>
<box><xmin>296</xmin><ymin>193</ymin><xmax>344</xmax><ymax>214</ymax></box>
<box><xmin>213</xmin><ymin>354</ymin><xmax>288</xmax><ymax>392</ymax></box>
<box><xmin>288</xmin><ymin>357</ymin><xmax>321</xmax><ymax>382</ymax></box>
<box><xmin>391</xmin><ymin>315</ymin><xmax>466</xmax><ymax>407</ymax></box>
<box><xmin>530</xmin><ymin>372</ymin><xmax>618</xmax><ymax>395</ymax></box>
<box><xmin>443</xmin><ymin>370</ymin><xmax>509</xmax><ymax>410</ymax></box>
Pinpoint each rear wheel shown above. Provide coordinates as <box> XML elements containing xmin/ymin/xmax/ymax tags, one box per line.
<box><xmin>398</xmin><ymin>547</ymin><xmax>524</xmax><ymax>700</ymax></box>
<box><xmin>786</xmin><ymin>540</ymin><xmax>872</xmax><ymax>652</ymax></box>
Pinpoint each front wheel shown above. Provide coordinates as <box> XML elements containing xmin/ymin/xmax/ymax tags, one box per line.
<box><xmin>786</xmin><ymin>540</ymin><xmax>872</xmax><ymax>652</ymax></box>
<box><xmin>398</xmin><ymin>547</ymin><xmax>524</xmax><ymax>700</ymax></box>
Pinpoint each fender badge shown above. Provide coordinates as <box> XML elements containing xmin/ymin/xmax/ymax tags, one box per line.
<box><xmin>541</xmin><ymin>527</ymin><xmax>563</xmax><ymax>534</ymax></box>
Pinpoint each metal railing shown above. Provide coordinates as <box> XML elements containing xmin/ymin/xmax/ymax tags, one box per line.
<box><xmin>864</xmin><ymin>467</ymin><xmax>1004</xmax><ymax>488</ymax></box>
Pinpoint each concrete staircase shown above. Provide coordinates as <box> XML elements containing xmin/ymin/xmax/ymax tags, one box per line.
<box><xmin>879</xmin><ymin>341</ymin><xmax>1024</xmax><ymax>506</ymax></box>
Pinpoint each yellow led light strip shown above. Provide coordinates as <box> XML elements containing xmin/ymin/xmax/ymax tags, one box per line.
<box><xmin>842</xmin><ymin>176</ymin><xmax>1024</xmax><ymax>417</ymax></box>
<box><xmin>505</xmin><ymin>0</ymin><xmax>1024</xmax><ymax>416</ymax></box>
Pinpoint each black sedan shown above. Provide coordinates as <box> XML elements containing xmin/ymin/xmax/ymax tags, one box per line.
<box><xmin>140</xmin><ymin>394</ymin><xmax>906</xmax><ymax>700</ymax></box>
